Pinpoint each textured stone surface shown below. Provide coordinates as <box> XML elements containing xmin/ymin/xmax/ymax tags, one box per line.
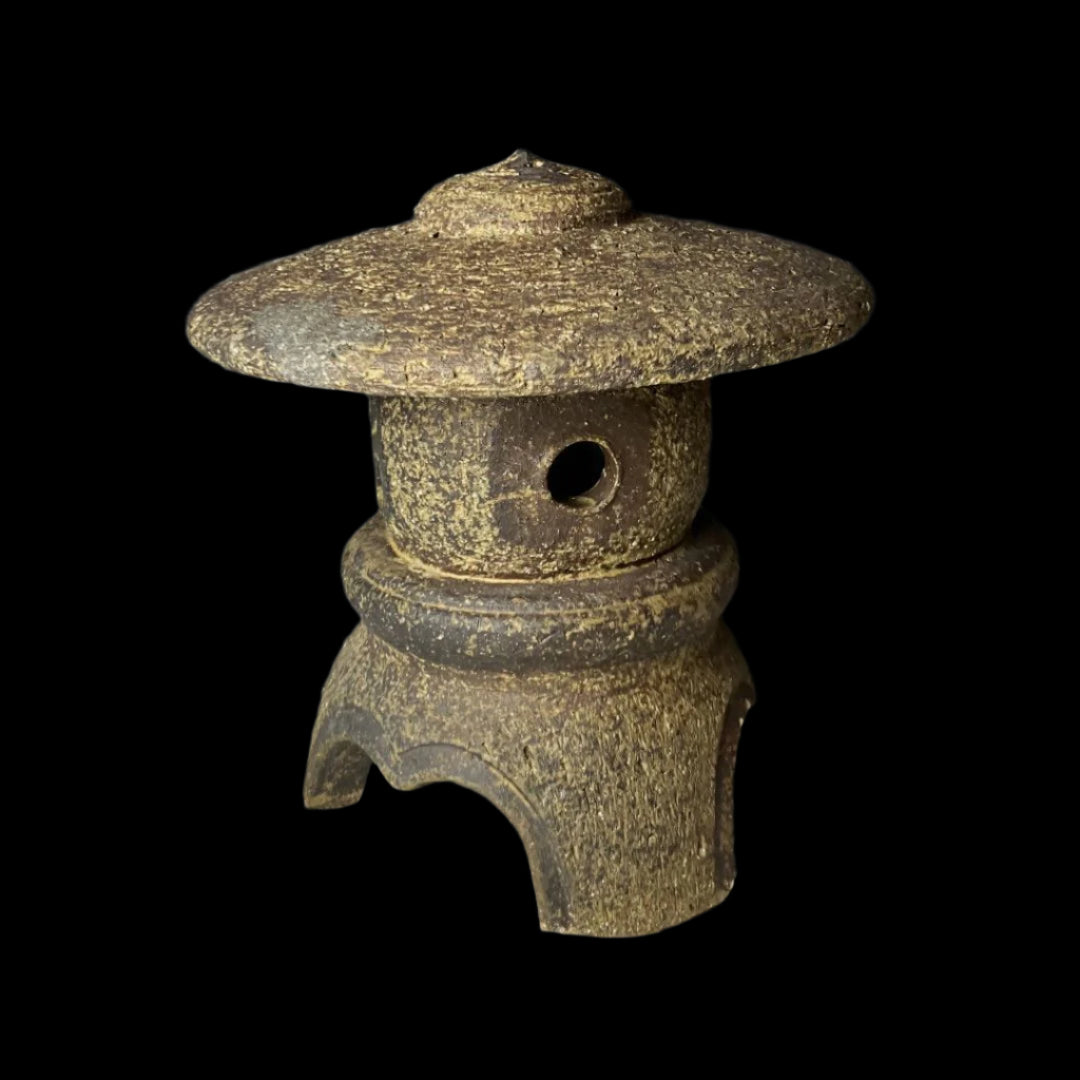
<box><xmin>371</xmin><ymin>382</ymin><xmax>710</xmax><ymax>577</ymax></box>
<box><xmin>339</xmin><ymin>512</ymin><xmax>739</xmax><ymax>673</ymax></box>
<box><xmin>303</xmin><ymin>510</ymin><xmax>751</xmax><ymax>935</ymax></box>
<box><xmin>305</xmin><ymin>614</ymin><xmax>753</xmax><ymax>937</ymax></box>
<box><xmin>187</xmin><ymin>151</ymin><xmax>874</xmax><ymax>936</ymax></box>
<box><xmin>187</xmin><ymin>150</ymin><xmax>873</xmax><ymax>397</ymax></box>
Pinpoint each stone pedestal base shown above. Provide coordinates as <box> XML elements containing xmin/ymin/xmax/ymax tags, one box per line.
<box><xmin>303</xmin><ymin>514</ymin><xmax>753</xmax><ymax>938</ymax></box>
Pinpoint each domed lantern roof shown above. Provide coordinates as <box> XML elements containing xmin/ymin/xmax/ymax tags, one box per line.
<box><xmin>186</xmin><ymin>150</ymin><xmax>873</xmax><ymax>397</ymax></box>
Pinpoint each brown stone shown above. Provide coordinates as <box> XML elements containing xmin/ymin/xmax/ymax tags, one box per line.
<box><xmin>186</xmin><ymin>149</ymin><xmax>873</xmax><ymax>398</ymax></box>
<box><xmin>186</xmin><ymin>150</ymin><xmax>873</xmax><ymax>936</ymax></box>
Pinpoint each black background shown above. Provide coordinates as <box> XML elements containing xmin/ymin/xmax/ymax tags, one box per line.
<box><xmin>149</xmin><ymin>70</ymin><xmax>937</xmax><ymax>983</ymax></box>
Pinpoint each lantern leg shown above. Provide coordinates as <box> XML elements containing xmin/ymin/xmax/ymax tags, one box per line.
<box><xmin>303</xmin><ymin>708</ymin><xmax>373</xmax><ymax>811</ymax></box>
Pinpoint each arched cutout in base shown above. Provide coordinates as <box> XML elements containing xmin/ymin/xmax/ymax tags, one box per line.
<box><xmin>303</xmin><ymin>705</ymin><xmax>571</xmax><ymax>932</ymax></box>
<box><xmin>715</xmin><ymin>683</ymin><xmax>755</xmax><ymax>892</ymax></box>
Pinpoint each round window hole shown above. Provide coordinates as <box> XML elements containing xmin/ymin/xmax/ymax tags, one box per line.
<box><xmin>546</xmin><ymin>440</ymin><xmax>617</xmax><ymax>509</ymax></box>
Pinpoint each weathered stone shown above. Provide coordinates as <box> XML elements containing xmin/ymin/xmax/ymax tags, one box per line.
<box><xmin>186</xmin><ymin>150</ymin><xmax>873</xmax><ymax>398</ymax></box>
<box><xmin>186</xmin><ymin>151</ymin><xmax>873</xmax><ymax>936</ymax></box>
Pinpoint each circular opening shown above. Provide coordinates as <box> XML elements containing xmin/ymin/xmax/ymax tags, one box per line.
<box><xmin>546</xmin><ymin>440</ymin><xmax>615</xmax><ymax>509</ymax></box>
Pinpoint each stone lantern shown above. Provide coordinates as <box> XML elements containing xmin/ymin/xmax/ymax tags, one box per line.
<box><xmin>186</xmin><ymin>151</ymin><xmax>873</xmax><ymax>937</ymax></box>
